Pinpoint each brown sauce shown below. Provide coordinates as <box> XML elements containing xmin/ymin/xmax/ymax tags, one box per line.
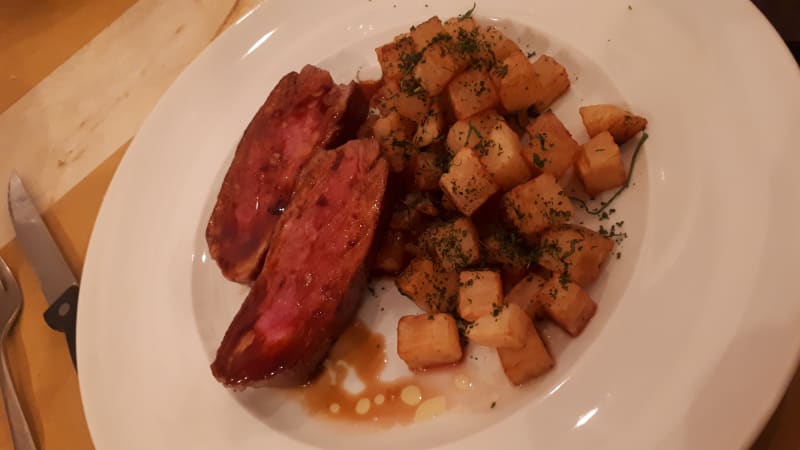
<box><xmin>294</xmin><ymin>320</ymin><xmax>436</xmax><ymax>426</ymax></box>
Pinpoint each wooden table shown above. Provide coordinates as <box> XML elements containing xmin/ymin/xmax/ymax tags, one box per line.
<box><xmin>0</xmin><ymin>1</ymin><xmax>797</xmax><ymax>448</ymax></box>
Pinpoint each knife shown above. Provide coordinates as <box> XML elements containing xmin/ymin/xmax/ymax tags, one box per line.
<box><xmin>7</xmin><ymin>172</ymin><xmax>78</xmax><ymax>367</ymax></box>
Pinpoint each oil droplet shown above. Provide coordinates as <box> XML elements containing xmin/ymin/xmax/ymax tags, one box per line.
<box><xmin>355</xmin><ymin>398</ymin><xmax>371</xmax><ymax>415</ymax></box>
<box><xmin>374</xmin><ymin>394</ymin><xmax>385</xmax><ymax>405</ymax></box>
<box><xmin>453</xmin><ymin>373</ymin><xmax>472</xmax><ymax>391</ymax></box>
<box><xmin>414</xmin><ymin>396</ymin><xmax>447</xmax><ymax>422</ymax></box>
<box><xmin>329</xmin><ymin>403</ymin><xmax>341</xmax><ymax>414</ymax></box>
<box><xmin>400</xmin><ymin>385</ymin><xmax>422</xmax><ymax>406</ymax></box>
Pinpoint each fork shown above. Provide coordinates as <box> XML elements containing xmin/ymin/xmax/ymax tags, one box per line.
<box><xmin>0</xmin><ymin>257</ymin><xmax>37</xmax><ymax>450</ymax></box>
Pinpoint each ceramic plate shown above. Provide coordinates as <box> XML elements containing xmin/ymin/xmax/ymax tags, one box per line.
<box><xmin>77</xmin><ymin>0</ymin><xmax>800</xmax><ymax>448</ymax></box>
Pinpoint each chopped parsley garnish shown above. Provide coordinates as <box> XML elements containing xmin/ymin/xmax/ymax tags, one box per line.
<box><xmin>458</xmin><ymin>3</ymin><xmax>476</xmax><ymax>19</ymax></box>
<box><xmin>532</xmin><ymin>153</ymin><xmax>546</xmax><ymax>169</ymax></box>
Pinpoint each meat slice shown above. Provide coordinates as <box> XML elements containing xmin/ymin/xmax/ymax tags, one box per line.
<box><xmin>206</xmin><ymin>65</ymin><xmax>356</xmax><ymax>284</ymax></box>
<box><xmin>211</xmin><ymin>139</ymin><xmax>389</xmax><ymax>388</ymax></box>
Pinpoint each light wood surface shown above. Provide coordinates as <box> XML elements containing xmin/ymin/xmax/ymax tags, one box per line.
<box><xmin>0</xmin><ymin>1</ymin><xmax>796</xmax><ymax>448</ymax></box>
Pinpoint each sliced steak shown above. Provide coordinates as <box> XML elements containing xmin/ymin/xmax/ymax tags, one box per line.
<box><xmin>211</xmin><ymin>139</ymin><xmax>388</xmax><ymax>388</ymax></box>
<box><xmin>206</xmin><ymin>65</ymin><xmax>356</xmax><ymax>284</ymax></box>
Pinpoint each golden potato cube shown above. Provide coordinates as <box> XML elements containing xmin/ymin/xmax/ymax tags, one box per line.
<box><xmin>410</xmin><ymin>16</ymin><xmax>447</xmax><ymax>50</ymax></box>
<box><xmin>373</xmin><ymin>111</ymin><xmax>414</xmax><ymax>172</ymax></box>
<box><xmin>395</xmin><ymin>85</ymin><xmax>432</xmax><ymax>123</ymax></box>
<box><xmin>505</xmin><ymin>273</ymin><xmax>547</xmax><ymax>318</ymax></box>
<box><xmin>575</xmin><ymin>131</ymin><xmax>626</xmax><ymax>197</ymax></box>
<box><xmin>447</xmin><ymin>69</ymin><xmax>500</xmax><ymax>120</ymax></box>
<box><xmin>479</xmin><ymin>120</ymin><xmax>532</xmax><ymax>190</ymax></box>
<box><xmin>440</xmin><ymin>148</ymin><xmax>500</xmax><ymax>216</ymax></box>
<box><xmin>372</xmin><ymin>81</ymin><xmax>401</xmax><ymax>116</ymax></box>
<box><xmin>523</xmin><ymin>111</ymin><xmax>581</xmax><ymax>178</ymax></box>
<box><xmin>375</xmin><ymin>35</ymin><xmax>415</xmax><ymax>81</ymax></box>
<box><xmin>422</xmin><ymin>218</ymin><xmax>481</xmax><ymax>272</ymax></box>
<box><xmin>396</xmin><ymin>257</ymin><xmax>458</xmax><ymax>313</ymax></box>
<box><xmin>579</xmin><ymin>104</ymin><xmax>648</xmax><ymax>144</ymax></box>
<box><xmin>446</xmin><ymin>110</ymin><xmax>503</xmax><ymax>154</ymax></box>
<box><xmin>415</xmin><ymin>44</ymin><xmax>461</xmax><ymax>96</ymax></box>
<box><xmin>374</xmin><ymin>230</ymin><xmax>408</xmax><ymax>273</ymax></box>
<box><xmin>458</xmin><ymin>270</ymin><xmax>504</xmax><ymax>321</ymax></box>
<box><xmin>466</xmin><ymin>303</ymin><xmax>531</xmax><ymax>349</ymax></box>
<box><xmin>481</xmin><ymin>26</ymin><xmax>524</xmax><ymax>62</ymax></box>
<box><xmin>443</xmin><ymin>16</ymin><xmax>480</xmax><ymax>36</ymax></box>
<box><xmin>497</xmin><ymin>321</ymin><xmax>554</xmax><ymax>385</ymax></box>
<box><xmin>501</xmin><ymin>173</ymin><xmax>573</xmax><ymax>241</ymax></box>
<box><xmin>414</xmin><ymin>102</ymin><xmax>445</xmax><ymax>147</ymax></box>
<box><xmin>537</xmin><ymin>275</ymin><xmax>597</xmax><ymax>336</ymax></box>
<box><xmin>412</xmin><ymin>151</ymin><xmax>445</xmax><ymax>191</ymax></box>
<box><xmin>498</xmin><ymin>52</ymin><xmax>541</xmax><ymax>112</ymax></box>
<box><xmin>538</xmin><ymin>225</ymin><xmax>614</xmax><ymax>286</ymax></box>
<box><xmin>482</xmin><ymin>227</ymin><xmax>534</xmax><ymax>273</ymax></box>
<box><xmin>398</xmin><ymin>313</ymin><xmax>463</xmax><ymax>370</ymax></box>
<box><xmin>530</xmin><ymin>55</ymin><xmax>570</xmax><ymax>112</ymax></box>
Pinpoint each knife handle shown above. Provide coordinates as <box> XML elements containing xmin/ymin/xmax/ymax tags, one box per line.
<box><xmin>43</xmin><ymin>285</ymin><xmax>78</xmax><ymax>368</ymax></box>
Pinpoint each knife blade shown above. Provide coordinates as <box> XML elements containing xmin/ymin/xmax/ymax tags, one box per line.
<box><xmin>8</xmin><ymin>172</ymin><xmax>78</xmax><ymax>366</ymax></box>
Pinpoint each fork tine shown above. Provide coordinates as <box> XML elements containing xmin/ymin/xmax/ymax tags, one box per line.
<box><xmin>0</xmin><ymin>257</ymin><xmax>19</xmax><ymax>298</ymax></box>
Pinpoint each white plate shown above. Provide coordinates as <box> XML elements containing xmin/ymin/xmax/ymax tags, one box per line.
<box><xmin>77</xmin><ymin>0</ymin><xmax>800</xmax><ymax>449</ymax></box>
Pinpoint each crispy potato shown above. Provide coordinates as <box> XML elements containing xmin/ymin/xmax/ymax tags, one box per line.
<box><xmin>505</xmin><ymin>273</ymin><xmax>547</xmax><ymax>318</ymax></box>
<box><xmin>530</xmin><ymin>55</ymin><xmax>570</xmax><ymax>112</ymax></box>
<box><xmin>415</xmin><ymin>44</ymin><xmax>461</xmax><ymax>96</ymax></box>
<box><xmin>390</xmin><ymin>205</ymin><xmax>427</xmax><ymax>233</ymax></box>
<box><xmin>403</xmin><ymin>192</ymin><xmax>440</xmax><ymax>217</ymax></box>
<box><xmin>396</xmin><ymin>257</ymin><xmax>458</xmax><ymax>313</ymax></box>
<box><xmin>410</xmin><ymin>16</ymin><xmax>447</xmax><ymax>50</ymax></box>
<box><xmin>398</xmin><ymin>313</ymin><xmax>463</xmax><ymax>370</ymax></box>
<box><xmin>421</xmin><ymin>217</ymin><xmax>481</xmax><ymax>272</ymax></box>
<box><xmin>523</xmin><ymin>111</ymin><xmax>582</xmax><ymax>178</ymax></box>
<box><xmin>371</xmin><ymin>81</ymin><xmax>401</xmax><ymax>116</ymax></box>
<box><xmin>497</xmin><ymin>320</ymin><xmax>553</xmax><ymax>385</ymax></box>
<box><xmin>412</xmin><ymin>150</ymin><xmax>446</xmax><ymax>191</ymax></box>
<box><xmin>375</xmin><ymin>230</ymin><xmax>409</xmax><ymax>273</ymax></box>
<box><xmin>479</xmin><ymin>120</ymin><xmax>532</xmax><ymax>190</ymax></box>
<box><xmin>375</xmin><ymin>34</ymin><xmax>415</xmax><ymax>81</ymax></box>
<box><xmin>447</xmin><ymin>69</ymin><xmax>500</xmax><ymax>120</ymax></box>
<box><xmin>579</xmin><ymin>104</ymin><xmax>648</xmax><ymax>144</ymax></box>
<box><xmin>446</xmin><ymin>110</ymin><xmax>503</xmax><ymax>154</ymax></box>
<box><xmin>575</xmin><ymin>131</ymin><xmax>626</xmax><ymax>197</ymax></box>
<box><xmin>458</xmin><ymin>270</ymin><xmax>504</xmax><ymax>321</ymax></box>
<box><xmin>498</xmin><ymin>52</ymin><xmax>541</xmax><ymax>112</ymax></box>
<box><xmin>501</xmin><ymin>173</ymin><xmax>573</xmax><ymax>242</ymax></box>
<box><xmin>414</xmin><ymin>101</ymin><xmax>446</xmax><ymax>147</ymax></box>
<box><xmin>373</xmin><ymin>111</ymin><xmax>415</xmax><ymax>172</ymax></box>
<box><xmin>481</xmin><ymin>26</ymin><xmax>524</xmax><ymax>62</ymax></box>
<box><xmin>538</xmin><ymin>225</ymin><xmax>614</xmax><ymax>287</ymax></box>
<box><xmin>483</xmin><ymin>227</ymin><xmax>535</xmax><ymax>276</ymax></box>
<box><xmin>537</xmin><ymin>275</ymin><xmax>597</xmax><ymax>336</ymax></box>
<box><xmin>395</xmin><ymin>86</ymin><xmax>432</xmax><ymax>123</ymax></box>
<box><xmin>466</xmin><ymin>303</ymin><xmax>530</xmax><ymax>349</ymax></box>
<box><xmin>440</xmin><ymin>148</ymin><xmax>500</xmax><ymax>216</ymax></box>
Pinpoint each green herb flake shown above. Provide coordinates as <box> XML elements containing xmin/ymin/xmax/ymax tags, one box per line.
<box><xmin>458</xmin><ymin>2</ymin><xmax>476</xmax><ymax>19</ymax></box>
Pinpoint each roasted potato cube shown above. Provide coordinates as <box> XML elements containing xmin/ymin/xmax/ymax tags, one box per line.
<box><xmin>501</xmin><ymin>174</ymin><xmax>573</xmax><ymax>241</ymax></box>
<box><xmin>447</xmin><ymin>69</ymin><xmax>500</xmax><ymax>120</ymax></box>
<box><xmin>403</xmin><ymin>192</ymin><xmax>440</xmax><ymax>217</ymax></box>
<box><xmin>398</xmin><ymin>313</ymin><xmax>463</xmax><ymax>370</ymax></box>
<box><xmin>414</xmin><ymin>102</ymin><xmax>446</xmax><ymax>147</ymax></box>
<box><xmin>575</xmin><ymin>131</ymin><xmax>626</xmax><ymax>197</ymax></box>
<box><xmin>505</xmin><ymin>273</ymin><xmax>547</xmax><ymax>318</ymax></box>
<box><xmin>498</xmin><ymin>52</ymin><xmax>541</xmax><ymax>112</ymax></box>
<box><xmin>440</xmin><ymin>148</ymin><xmax>499</xmax><ymax>216</ymax></box>
<box><xmin>466</xmin><ymin>303</ymin><xmax>530</xmax><ymax>348</ymax></box>
<box><xmin>443</xmin><ymin>16</ymin><xmax>480</xmax><ymax>36</ymax></box>
<box><xmin>371</xmin><ymin>81</ymin><xmax>401</xmax><ymax>116</ymax></box>
<box><xmin>375</xmin><ymin>35</ymin><xmax>415</xmax><ymax>81</ymax></box>
<box><xmin>396</xmin><ymin>257</ymin><xmax>458</xmax><ymax>313</ymax></box>
<box><xmin>538</xmin><ymin>225</ymin><xmax>614</xmax><ymax>286</ymax></box>
<box><xmin>579</xmin><ymin>104</ymin><xmax>648</xmax><ymax>144</ymax></box>
<box><xmin>443</xmin><ymin>17</ymin><xmax>482</xmax><ymax>67</ymax></box>
<box><xmin>537</xmin><ymin>275</ymin><xmax>597</xmax><ymax>336</ymax></box>
<box><xmin>497</xmin><ymin>321</ymin><xmax>554</xmax><ymax>385</ymax></box>
<box><xmin>479</xmin><ymin>120</ymin><xmax>532</xmax><ymax>190</ymax></box>
<box><xmin>481</xmin><ymin>26</ymin><xmax>524</xmax><ymax>61</ymax></box>
<box><xmin>374</xmin><ymin>230</ymin><xmax>409</xmax><ymax>273</ymax></box>
<box><xmin>410</xmin><ymin>16</ymin><xmax>447</xmax><ymax>50</ymax></box>
<box><xmin>373</xmin><ymin>111</ymin><xmax>415</xmax><ymax>172</ymax></box>
<box><xmin>395</xmin><ymin>84</ymin><xmax>432</xmax><ymax>123</ymax></box>
<box><xmin>483</xmin><ymin>227</ymin><xmax>535</xmax><ymax>275</ymax></box>
<box><xmin>390</xmin><ymin>205</ymin><xmax>427</xmax><ymax>232</ymax></box>
<box><xmin>523</xmin><ymin>111</ymin><xmax>581</xmax><ymax>178</ymax></box>
<box><xmin>412</xmin><ymin>151</ymin><xmax>446</xmax><ymax>191</ymax></box>
<box><xmin>458</xmin><ymin>270</ymin><xmax>504</xmax><ymax>321</ymax></box>
<box><xmin>530</xmin><ymin>55</ymin><xmax>570</xmax><ymax>112</ymax></box>
<box><xmin>422</xmin><ymin>218</ymin><xmax>481</xmax><ymax>271</ymax></box>
<box><xmin>415</xmin><ymin>44</ymin><xmax>461</xmax><ymax>96</ymax></box>
<box><xmin>446</xmin><ymin>110</ymin><xmax>503</xmax><ymax>154</ymax></box>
